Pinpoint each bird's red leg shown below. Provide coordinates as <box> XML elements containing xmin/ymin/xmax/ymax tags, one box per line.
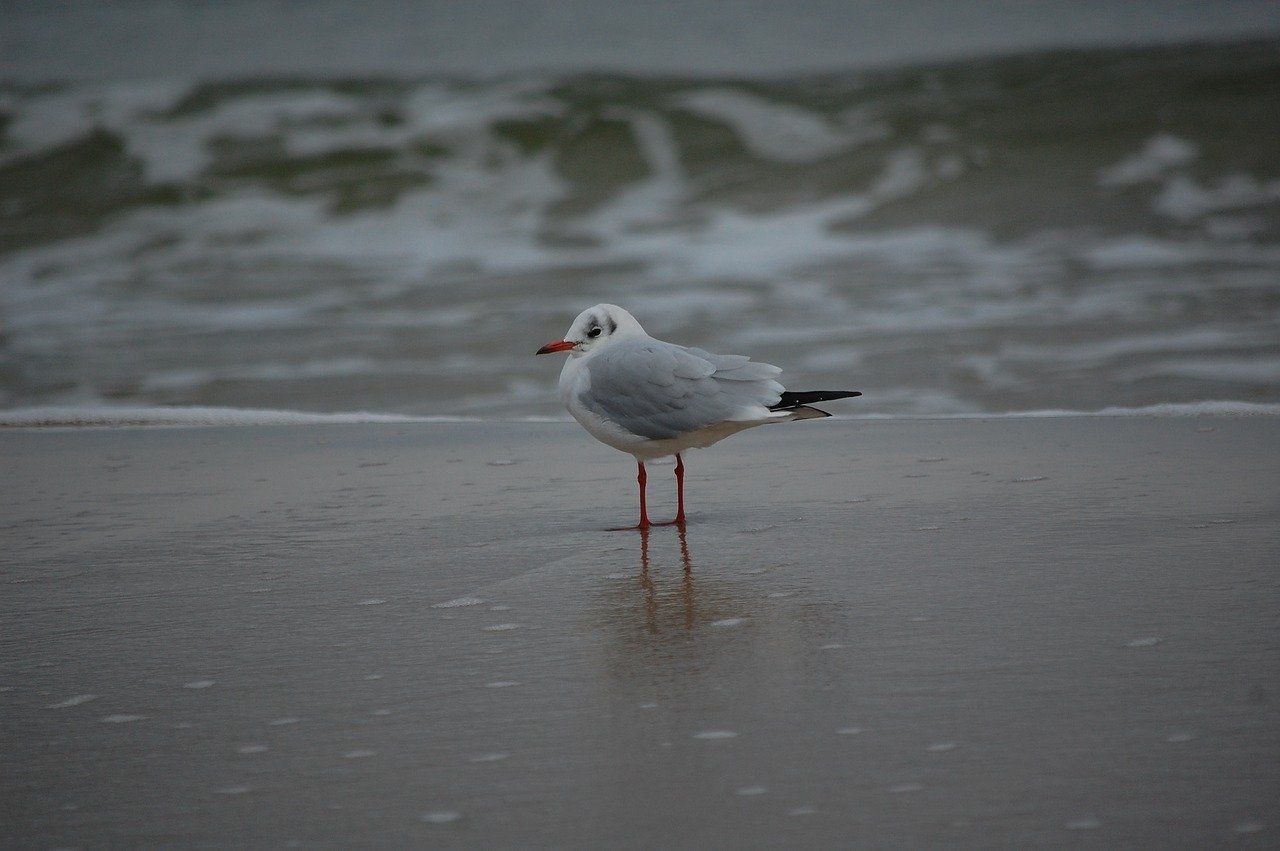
<box><xmin>654</xmin><ymin>453</ymin><xmax>687</xmax><ymax>526</ymax></box>
<box><xmin>636</xmin><ymin>459</ymin><xmax>650</xmax><ymax>530</ymax></box>
<box><xmin>607</xmin><ymin>460</ymin><xmax>651</xmax><ymax>531</ymax></box>
<box><xmin>673</xmin><ymin>453</ymin><xmax>686</xmax><ymax>525</ymax></box>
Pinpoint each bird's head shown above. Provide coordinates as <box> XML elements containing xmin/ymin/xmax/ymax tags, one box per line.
<box><xmin>536</xmin><ymin>304</ymin><xmax>646</xmax><ymax>357</ymax></box>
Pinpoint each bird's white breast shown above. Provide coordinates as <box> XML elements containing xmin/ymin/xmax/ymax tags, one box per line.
<box><xmin>558</xmin><ymin>353</ymin><xmax>647</xmax><ymax>454</ymax></box>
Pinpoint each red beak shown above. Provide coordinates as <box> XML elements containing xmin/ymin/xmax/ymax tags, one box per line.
<box><xmin>536</xmin><ymin>340</ymin><xmax>576</xmax><ymax>355</ymax></box>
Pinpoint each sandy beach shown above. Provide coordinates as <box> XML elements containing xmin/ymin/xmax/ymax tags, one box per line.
<box><xmin>2</xmin><ymin>415</ymin><xmax>1276</xmax><ymax>848</ymax></box>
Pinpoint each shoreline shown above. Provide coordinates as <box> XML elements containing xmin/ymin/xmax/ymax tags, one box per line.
<box><xmin>2</xmin><ymin>400</ymin><xmax>1278</xmax><ymax>430</ymax></box>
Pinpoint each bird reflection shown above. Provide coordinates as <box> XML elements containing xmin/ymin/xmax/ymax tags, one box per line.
<box><xmin>637</xmin><ymin>523</ymin><xmax>696</xmax><ymax>634</ymax></box>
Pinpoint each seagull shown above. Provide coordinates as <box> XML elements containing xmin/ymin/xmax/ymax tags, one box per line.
<box><xmin>536</xmin><ymin>304</ymin><xmax>860</xmax><ymax>529</ymax></box>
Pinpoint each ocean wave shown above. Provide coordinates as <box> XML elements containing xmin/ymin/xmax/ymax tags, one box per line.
<box><xmin>1</xmin><ymin>40</ymin><xmax>1277</xmax><ymax>418</ymax></box>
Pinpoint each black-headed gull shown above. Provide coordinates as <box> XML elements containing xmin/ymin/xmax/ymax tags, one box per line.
<box><xmin>536</xmin><ymin>304</ymin><xmax>860</xmax><ymax>529</ymax></box>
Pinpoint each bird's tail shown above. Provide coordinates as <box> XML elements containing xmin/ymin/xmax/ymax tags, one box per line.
<box><xmin>770</xmin><ymin>390</ymin><xmax>861</xmax><ymax>418</ymax></box>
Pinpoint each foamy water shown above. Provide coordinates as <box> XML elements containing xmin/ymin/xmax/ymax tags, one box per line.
<box><xmin>2</xmin><ymin>40</ymin><xmax>1278</xmax><ymax>419</ymax></box>
<box><xmin>2</xmin><ymin>401</ymin><xmax>1276</xmax><ymax>429</ymax></box>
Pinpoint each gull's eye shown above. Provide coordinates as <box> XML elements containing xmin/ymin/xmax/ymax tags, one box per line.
<box><xmin>587</xmin><ymin>326</ymin><xmax>603</xmax><ymax>339</ymax></box>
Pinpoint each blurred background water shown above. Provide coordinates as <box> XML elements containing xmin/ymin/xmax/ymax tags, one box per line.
<box><xmin>2</xmin><ymin>1</ymin><xmax>1279</xmax><ymax>418</ymax></box>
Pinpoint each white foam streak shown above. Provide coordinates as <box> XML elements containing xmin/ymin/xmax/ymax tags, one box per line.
<box><xmin>1081</xmin><ymin>236</ymin><xmax>1280</xmax><ymax>269</ymax></box>
<box><xmin>1</xmin><ymin>81</ymin><xmax>192</xmax><ymax>168</ymax></box>
<box><xmin>1155</xmin><ymin>173</ymin><xmax>1280</xmax><ymax>221</ymax></box>
<box><xmin>846</xmin><ymin>401</ymin><xmax>1280</xmax><ymax>419</ymax></box>
<box><xmin>0</xmin><ymin>406</ymin><xmax>431</xmax><ymax>428</ymax></box>
<box><xmin>1098</xmin><ymin>134</ymin><xmax>1197</xmax><ymax>186</ymax></box>
<box><xmin>4</xmin><ymin>401</ymin><xmax>1275</xmax><ymax>430</ymax></box>
<box><xmin>1118</xmin><ymin>357</ymin><xmax>1280</xmax><ymax>384</ymax></box>
<box><xmin>676</xmin><ymin>88</ymin><xmax>879</xmax><ymax>162</ymax></box>
<box><xmin>1000</xmin><ymin>329</ymin><xmax>1275</xmax><ymax>364</ymax></box>
<box><xmin>402</xmin><ymin>79</ymin><xmax>561</xmax><ymax>136</ymax></box>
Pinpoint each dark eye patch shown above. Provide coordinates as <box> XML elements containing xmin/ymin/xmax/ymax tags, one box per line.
<box><xmin>587</xmin><ymin>326</ymin><xmax>602</xmax><ymax>338</ymax></box>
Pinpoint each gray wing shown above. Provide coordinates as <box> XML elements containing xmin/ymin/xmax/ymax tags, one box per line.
<box><xmin>581</xmin><ymin>339</ymin><xmax>784</xmax><ymax>440</ymax></box>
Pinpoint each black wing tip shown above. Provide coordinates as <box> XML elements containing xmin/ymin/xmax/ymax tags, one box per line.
<box><xmin>771</xmin><ymin>390</ymin><xmax>862</xmax><ymax>411</ymax></box>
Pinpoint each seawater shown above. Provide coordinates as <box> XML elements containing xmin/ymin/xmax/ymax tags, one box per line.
<box><xmin>2</xmin><ymin>40</ymin><xmax>1278</xmax><ymax>418</ymax></box>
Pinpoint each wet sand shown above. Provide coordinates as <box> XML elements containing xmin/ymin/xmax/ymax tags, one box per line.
<box><xmin>2</xmin><ymin>417</ymin><xmax>1277</xmax><ymax>848</ymax></box>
